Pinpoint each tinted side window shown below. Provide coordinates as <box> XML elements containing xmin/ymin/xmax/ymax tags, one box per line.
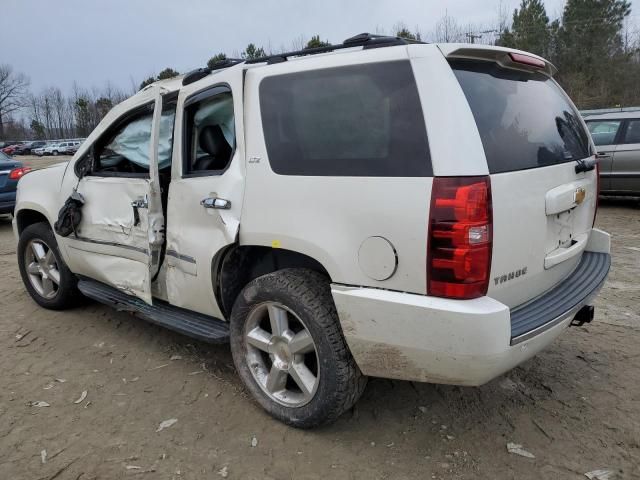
<box><xmin>260</xmin><ymin>61</ymin><xmax>431</xmax><ymax>177</ymax></box>
<box><xmin>623</xmin><ymin>119</ymin><xmax>640</xmax><ymax>144</ymax></box>
<box><xmin>587</xmin><ymin>120</ymin><xmax>622</xmax><ymax>146</ymax></box>
<box><xmin>451</xmin><ymin>60</ymin><xmax>590</xmax><ymax>174</ymax></box>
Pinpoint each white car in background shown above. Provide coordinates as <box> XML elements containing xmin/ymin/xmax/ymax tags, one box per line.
<box><xmin>12</xmin><ymin>35</ymin><xmax>611</xmax><ymax>428</ymax></box>
<box><xmin>41</xmin><ymin>143</ymin><xmax>62</xmax><ymax>156</ymax></box>
<box><xmin>33</xmin><ymin>144</ymin><xmax>51</xmax><ymax>156</ymax></box>
<box><xmin>43</xmin><ymin>142</ymin><xmax>76</xmax><ymax>156</ymax></box>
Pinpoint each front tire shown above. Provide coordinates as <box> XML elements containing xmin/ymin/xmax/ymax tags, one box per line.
<box><xmin>17</xmin><ymin>222</ymin><xmax>81</xmax><ymax>310</ymax></box>
<box><xmin>230</xmin><ymin>269</ymin><xmax>367</xmax><ymax>428</ymax></box>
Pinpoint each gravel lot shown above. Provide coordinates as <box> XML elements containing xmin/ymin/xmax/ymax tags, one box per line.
<box><xmin>1</xmin><ymin>157</ymin><xmax>639</xmax><ymax>479</ymax></box>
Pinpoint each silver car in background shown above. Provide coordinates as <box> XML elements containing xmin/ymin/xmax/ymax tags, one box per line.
<box><xmin>584</xmin><ymin>109</ymin><xmax>640</xmax><ymax>196</ymax></box>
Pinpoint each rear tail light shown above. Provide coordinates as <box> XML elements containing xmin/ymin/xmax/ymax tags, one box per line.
<box><xmin>427</xmin><ymin>176</ymin><xmax>493</xmax><ymax>300</ymax></box>
<box><xmin>8</xmin><ymin>167</ymin><xmax>31</xmax><ymax>180</ymax></box>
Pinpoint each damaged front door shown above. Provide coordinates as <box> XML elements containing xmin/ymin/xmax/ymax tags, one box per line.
<box><xmin>63</xmin><ymin>87</ymin><xmax>174</xmax><ymax>303</ymax></box>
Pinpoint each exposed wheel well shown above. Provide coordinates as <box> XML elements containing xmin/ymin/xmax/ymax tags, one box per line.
<box><xmin>215</xmin><ymin>245</ymin><xmax>331</xmax><ymax>319</ymax></box>
<box><xmin>16</xmin><ymin>209</ymin><xmax>49</xmax><ymax>235</ymax></box>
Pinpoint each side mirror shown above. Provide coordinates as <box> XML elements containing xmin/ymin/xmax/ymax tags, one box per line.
<box><xmin>74</xmin><ymin>151</ymin><xmax>92</xmax><ymax>179</ymax></box>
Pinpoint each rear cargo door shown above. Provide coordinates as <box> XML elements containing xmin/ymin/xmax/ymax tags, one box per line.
<box><xmin>449</xmin><ymin>55</ymin><xmax>597</xmax><ymax>308</ymax></box>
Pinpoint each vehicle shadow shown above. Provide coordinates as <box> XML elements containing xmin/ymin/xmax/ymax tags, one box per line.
<box><xmin>599</xmin><ymin>195</ymin><xmax>640</xmax><ymax>208</ymax></box>
<box><xmin>0</xmin><ymin>215</ymin><xmax>14</xmax><ymax>236</ymax></box>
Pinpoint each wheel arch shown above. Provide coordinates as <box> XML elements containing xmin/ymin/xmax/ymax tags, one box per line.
<box><xmin>15</xmin><ymin>207</ymin><xmax>52</xmax><ymax>235</ymax></box>
<box><xmin>213</xmin><ymin>244</ymin><xmax>331</xmax><ymax>319</ymax></box>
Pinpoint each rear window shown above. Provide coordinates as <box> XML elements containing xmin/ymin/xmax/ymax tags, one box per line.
<box><xmin>259</xmin><ymin>61</ymin><xmax>431</xmax><ymax>177</ymax></box>
<box><xmin>451</xmin><ymin>59</ymin><xmax>590</xmax><ymax>174</ymax></box>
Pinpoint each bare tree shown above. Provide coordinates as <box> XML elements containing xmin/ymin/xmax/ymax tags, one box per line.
<box><xmin>432</xmin><ymin>12</ymin><xmax>464</xmax><ymax>42</ymax></box>
<box><xmin>290</xmin><ymin>34</ymin><xmax>305</xmax><ymax>51</ymax></box>
<box><xmin>0</xmin><ymin>65</ymin><xmax>30</xmax><ymax>138</ymax></box>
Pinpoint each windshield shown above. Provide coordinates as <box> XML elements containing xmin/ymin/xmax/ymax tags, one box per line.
<box><xmin>0</xmin><ymin>151</ymin><xmax>10</xmax><ymax>162</ymax></box>
<box><xmin>451</xmin><ymin>59</ymin><xmax>591</xmax><ymax>174</ymax></box>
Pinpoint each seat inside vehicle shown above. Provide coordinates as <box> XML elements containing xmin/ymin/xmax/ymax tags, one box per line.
<box><xmin>193</xmin><ymin>125</ymin><xmax>232</xmax><ymax>171</ymax></box>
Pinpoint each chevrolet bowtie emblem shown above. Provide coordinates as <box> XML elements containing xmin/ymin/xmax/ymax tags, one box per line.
<box><xmin>575</xmin><ymin>187</ymin><xmax>586</xmax><ymax>205</ymax></box>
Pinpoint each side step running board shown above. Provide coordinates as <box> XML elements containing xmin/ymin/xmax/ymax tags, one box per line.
<box><xmin>77</xmin><ymin>279</ymin><xmax>229</xmax><ymax>344</ymax></box>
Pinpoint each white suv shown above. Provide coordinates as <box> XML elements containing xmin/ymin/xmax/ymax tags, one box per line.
<box><xmin>13</xmin><ymin>34</ymin><xmax>610</xmax><ymax>428</ymax></box>
<box><xmin>42</xmin><ymin>143</ymin><xmax>62</xmax><ymax>156</ymax></box>
<box><xmin>44</xmin><ymin>141</ymin><xmax>77</xmax><ymax>156</ymax></box>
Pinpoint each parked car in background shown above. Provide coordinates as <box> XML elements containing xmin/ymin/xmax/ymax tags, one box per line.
<box><xmin>13</xmin><ymin>141</ymin><xmax>47</xmax><ymax>155</ymax></box>
<box><xmin>585</xmin><ymin>111</ymin><xmax>640</xmax><ymax>196</ymax></box>
<box><xmin>2</xmin><ymin>142</ymin><xmax>25</xmax><ymax>156</ymax></box>
<box><xmin>33</xmin><ymin>144</ymin><xmax>49</xmax><ymax>156</ymax></box>
<box><xmin>56</xmin><ymin>141</ymin><xmax>77</xmax><ymax>155</ymax></box>
<box><xmin>42</xmin><ymin>143</ymin><xmax>67</xmax><ymax>156</ymax></box>
<box><xmin>65</xmin><ymin>141</ymin><xmax>82</xmax><ymax>155</ymax></box>
<box><xmin>0</xmin><ymin>151</ymin><xmax>30</xmax><ymax>215</ymax></box>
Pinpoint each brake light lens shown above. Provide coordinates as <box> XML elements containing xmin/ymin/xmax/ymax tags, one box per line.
<box><xmin>427</xmin><ymin>176</ymin><xmax>493</xmax><ymax>300</ymax></box>
<box><xmin>8</xmin><ymin>167</ymin><xmax>31</xmax><ymax>180</ymax></box>
<box><xmin>509</xmin><ymin>52</ymin><xmax>546</xmax><ymax>69</ymax></box>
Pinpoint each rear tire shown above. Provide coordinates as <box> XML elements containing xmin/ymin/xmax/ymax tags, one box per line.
<box><xmin>230</xmin><ymin>268</ymin><xmax>367</xmax><ymax>428</ymax></box>
<box><xmin>17</xmin><ymin>222</ymin><xmax>81</xmax><ymax>310</ymax></box>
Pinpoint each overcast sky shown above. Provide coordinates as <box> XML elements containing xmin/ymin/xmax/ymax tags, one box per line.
<box><xmin>2</xmin><ymin>0</ymin><xmax>638</xmax><ymax>95</ymax></box>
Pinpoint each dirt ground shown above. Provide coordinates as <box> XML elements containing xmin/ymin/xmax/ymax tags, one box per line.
<box><xmin>1</xmin><ymin>158</ymin><xmax>639</xmax><ymax>479</ymax></box>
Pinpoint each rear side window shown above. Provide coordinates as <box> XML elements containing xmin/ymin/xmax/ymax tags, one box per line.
<box><xmin>587</xmin><ymin>120</ymin><xmax>622</xmax><ymax>146</ymax></box>
<box><xmin>259</xmin><ymin>61</ymin><xmax>431</xmax><ymax>177</ymax></box>
<box><xmin>451</xmin><ymin>60</ymin><xmax>590</xmax><ymax>174</ymax></box>
<box><xmin>622</xmin><ymin>119</ymin><xmax>640</xmax><ymax>144</ymax></box>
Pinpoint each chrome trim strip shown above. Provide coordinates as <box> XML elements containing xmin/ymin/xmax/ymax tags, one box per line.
<box><xmin>166</xmin><ymin>249</ymin><xmax>196</xmax><ymax>264</ymax></box>
<box><xmin>73</xmin><ymin>235</ymin><xmax>149</xmax><ymax>255</ymax></box>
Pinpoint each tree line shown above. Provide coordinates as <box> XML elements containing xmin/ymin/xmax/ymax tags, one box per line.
<box><xmin>1</xmin><ymin>0</ymin><xmax>638</xmax><ymax>141</ymax></box>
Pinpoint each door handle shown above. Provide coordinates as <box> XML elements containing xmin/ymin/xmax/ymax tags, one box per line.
<box><xmin>596</xmin><ymin>152</ymin><xmax>612</xmax><ymax>159</ymax></box>
<box><xmin>131</xmin><ymin>195</ymin><xmax>149</xmax><ymax>209</ymax></box>
<box><xmin>131</xmin><ymin>196</ymin><xmax>148</xmax><ymax>227</ymax></box>
<box><xmin>201</xmin><ymin>197</ymin><xmax>231</xmax><ymax>209</ymax></box>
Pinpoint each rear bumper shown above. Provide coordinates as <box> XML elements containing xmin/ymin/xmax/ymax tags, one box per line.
<box><xmin>510</xmin><ymin>251</ymin><xmax>610</xmax><ymax>344</ymax></box>
<box><xmin>332</xmin><ymin>229</ymin><xmax>611</xmax><ymax>386</ymax></box>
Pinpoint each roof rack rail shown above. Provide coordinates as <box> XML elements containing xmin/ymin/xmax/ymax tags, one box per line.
<box><xmin>182</xmin><ymin>58</ymin><xmax>243</xmax><ymax>86</ymax></box>
<box><xmin>244</xmin><ymin>33</ymin><xmax>423</xmax><ymax>65</ymax></box>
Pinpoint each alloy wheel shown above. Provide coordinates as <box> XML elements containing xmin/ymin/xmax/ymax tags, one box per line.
<box><xmin>24</xmin><ymin>239</ymin><xmax>60</xmax><ymax>299</ymax></box>
<box><xmin>244</xmin><ymin>301</ymin><xmax>320</xmax><ymax>407</ymax></box>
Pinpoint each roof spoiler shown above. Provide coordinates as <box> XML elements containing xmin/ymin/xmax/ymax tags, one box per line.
<box><xmin>439</xmin><ymin>44</ymin><xmax>557</xmax><ymax>76</ymax></box>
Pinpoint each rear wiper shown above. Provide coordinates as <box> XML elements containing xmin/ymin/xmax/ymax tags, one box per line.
<box><xmin>575</xmin><ymin>157</ymin><xmax>597</xmax><ymax>174</ymax></box>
